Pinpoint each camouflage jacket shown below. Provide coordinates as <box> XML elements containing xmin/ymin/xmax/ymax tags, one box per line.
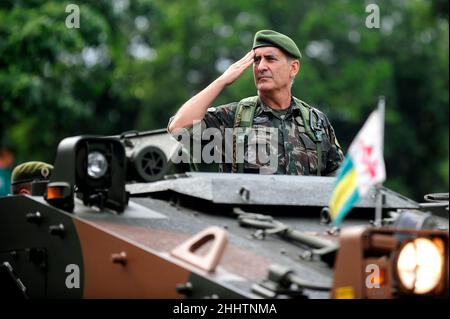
<box><xmin>169</xmin><ymin>97</ymin><xmax>344</xmax><ymax>176</ymax></box>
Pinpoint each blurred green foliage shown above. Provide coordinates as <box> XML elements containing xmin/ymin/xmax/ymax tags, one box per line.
<box><xmin>0</xmin><ymin>0</ymin><xmax>448</xmax><ymax>201</ymax></box>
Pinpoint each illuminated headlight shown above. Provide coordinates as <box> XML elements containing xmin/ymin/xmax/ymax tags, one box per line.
<box><xmin>87</xmin><ymin>151</ymin><xmax>108</xmax><ymax>178</ymax></box>
<box><xmin>396</xmin><ymin>237</ymin><xmax>444</xmax><ymax>294</ymax></box>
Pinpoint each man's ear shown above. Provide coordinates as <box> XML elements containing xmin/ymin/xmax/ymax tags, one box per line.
<box><xmin>290</xmin><ymin>59</ymin><xmax>300</xmax><ymax>78</ymax></box>
<box><xmin>19</xmin><ymin>188</ymin><xmax>31</xmax><ymax>195</ymax></box>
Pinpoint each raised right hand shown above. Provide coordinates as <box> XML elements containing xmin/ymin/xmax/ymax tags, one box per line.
<box><xmin>218</xmin><ymin>50</ymin><xmax>255</xmax><ymax>86</ymax></box>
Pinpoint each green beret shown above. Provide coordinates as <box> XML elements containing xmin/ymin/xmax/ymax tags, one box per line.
<box><xmin>253</xmin><ymin>30</ymin><xmax>302</xmax><ymax>59</ymax></box>
<box><xmin>11</xmin><ymin>161</ymin><xmax>53</xmax><ymax>184</ymax></box>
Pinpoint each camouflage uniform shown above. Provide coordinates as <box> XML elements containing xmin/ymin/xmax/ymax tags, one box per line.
<box><xmin>169</xmin><ymin>97</ymin><xmax>344</xmax><ymax>176</ymax></box>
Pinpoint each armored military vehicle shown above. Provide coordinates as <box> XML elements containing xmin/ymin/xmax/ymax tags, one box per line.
<box><xmin>0</xmin><ymin>130</ymin><xmax>448</xmax><ymax>299</ymax></box>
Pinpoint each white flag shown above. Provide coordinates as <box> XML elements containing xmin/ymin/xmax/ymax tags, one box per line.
<box><xmin>348</xmin><ymin>109</ymin><xmax>386</xmax><ymax>196</ymax></box>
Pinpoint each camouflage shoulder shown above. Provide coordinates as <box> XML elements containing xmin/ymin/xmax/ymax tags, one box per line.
<box><xmin>207</xmin><ymin>102</ymin><xmax>239</xmax><ymax>114</ymax></box>
<box><xmin>303</xmin><ymin>101</ymin><xmax>326</xmax><ymax>117</ymax></box>
<box><xmin>314</xmin><ymin>107</ymin><xmax>330</xmax><ymax>123</ymax></box>
<box><xmin>294</xmin><ymin>98</ymin><xmax>327</xmax><ymax>120</ymax></box>
<box><xmin>293</xmin><ymin>97</ymin><xmax>313</xmax><ymax>109</ymax></box>
<box><xmin>204</xmin><ymin>102</ymin><xmax>239</xmax><ymax>129</ymax></box>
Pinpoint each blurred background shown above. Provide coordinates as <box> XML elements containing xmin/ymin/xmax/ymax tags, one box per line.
<box><xmin>0</xmin><ymin>0</ymin><xmax>448</xmax><ymax>200</ymax></box>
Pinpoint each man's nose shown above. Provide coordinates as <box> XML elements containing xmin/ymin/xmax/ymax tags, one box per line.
<box><xmin>257</xmin><ymin>58</ymin><xmax>268</xmax><ymax>71</ymax></box>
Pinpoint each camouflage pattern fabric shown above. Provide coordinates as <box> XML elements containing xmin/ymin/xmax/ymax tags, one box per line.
<box><xmin>168</xmin><ymin>97</ymin><xmax>344</xmax><ymax>176</ymax></box>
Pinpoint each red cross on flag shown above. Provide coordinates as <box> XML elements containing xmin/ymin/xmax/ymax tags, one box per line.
<box><xmin>348</xmin><ymin>109</ymin><xmax>386</xmax><ymax>195</ymax></box>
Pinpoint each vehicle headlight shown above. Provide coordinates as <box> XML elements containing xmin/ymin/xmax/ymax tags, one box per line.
<box><xmin>45</xmin><ymin>136</ymin><xmax>128</xmax><ymax>213</ymax></box>
<box><xmin>396</xmin><ymin>237</ymin><xmax>444</xmax><ymax>294</ymax></box>
<box><xmin>87</xmin><ymin>151</ymin><xmax>108</xmax><ymax>179</ymax></box>
<box><xmin>333</xmin><ymin>227</ymin><xmax>448</xmax><ymax>299</ymax></box>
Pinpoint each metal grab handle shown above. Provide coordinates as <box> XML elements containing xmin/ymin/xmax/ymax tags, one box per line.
<box><xmin>171</xmin><ymin>226</ymin><xmax>228</xmax><ymax>272</ymax></box>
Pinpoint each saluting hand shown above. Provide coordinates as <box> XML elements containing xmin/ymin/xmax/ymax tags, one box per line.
<box><xmin>168</xmin><ymin>51</ymin><xmax>254</xmax><ymax>133</ymax></box>
<box><xmin>218</xmin><ymin>50</ymin><xmax>255</xmax><ymax>86</ymax></box>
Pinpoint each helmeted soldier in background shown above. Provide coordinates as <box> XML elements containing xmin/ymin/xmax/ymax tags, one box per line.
<box><xmin>168</xmin><ymin>30</ymin><xmax>343</xmax><ymax>175</ymax></box>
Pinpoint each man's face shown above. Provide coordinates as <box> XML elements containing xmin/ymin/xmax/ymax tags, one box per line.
<box><xmin>253</xmin><ymin>46</ymin><xmax>299</xmax><ymax>93</ymax></box>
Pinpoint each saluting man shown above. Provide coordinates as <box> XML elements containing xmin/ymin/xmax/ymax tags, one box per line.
<box><xmin>168</xmin><ymin>30</ymin><xmax>343</xmax><ymax>175</ymax></box>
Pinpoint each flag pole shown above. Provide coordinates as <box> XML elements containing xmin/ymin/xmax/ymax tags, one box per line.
<box><xmin>375</xmin><ymin>96</ymin><xmax>385</xmax><ymax>227</ymax></box>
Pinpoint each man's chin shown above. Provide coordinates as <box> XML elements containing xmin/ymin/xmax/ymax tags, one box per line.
<box><xmin>256</xmin><ymin>84</ymin><xmax>274</xmax><ymax>92</ymax></box>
